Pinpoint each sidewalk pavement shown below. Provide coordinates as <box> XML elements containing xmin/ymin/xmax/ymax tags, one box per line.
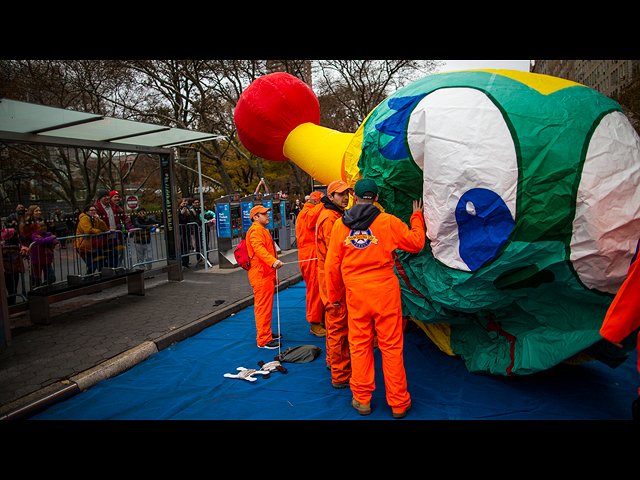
<box><xmin>0</xmin><ymin>248</ymin><xmax>303</xmax><ymax>420</ymax></box>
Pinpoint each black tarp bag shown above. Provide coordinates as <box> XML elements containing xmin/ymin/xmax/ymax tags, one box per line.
<box><xmin>275</xmin><ymin>345</ymin><xmax>321</xmax><ymax>363</ymax></box>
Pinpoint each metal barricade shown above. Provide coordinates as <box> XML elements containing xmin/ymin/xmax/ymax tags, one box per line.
<box><xmin>26</xmin><ymin>230</ymin><xmax>127</xmax><ymax>290</ymax></box>
<box><xmin>289</xmin><ymin>212</ymin><xmax>298</xmax><ymax>248</ymax></box>
<box><xmin>130</xmin><ymin>226</ymin><xmax>167</xmax><ymax>270</ymax></box>
<box><xmin>3</xmin><ymin>228</ymin><xmax>165</xmax><ymax>303</ymax></box>
<box><xmin>178</xmin><ymin>221</ymin><xmax>218</xmax><ymax>268</ymax></box>
<box><xmin>2</xmin><ymin>219</ymin><xmax>226</xmax><ymax>305</ymax></box>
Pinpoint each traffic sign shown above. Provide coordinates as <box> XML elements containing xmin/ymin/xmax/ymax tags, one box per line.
<box><xmin>126</xmin><ymin>195</ymin><xmax>138</xmax><ymax>210</ymax></box>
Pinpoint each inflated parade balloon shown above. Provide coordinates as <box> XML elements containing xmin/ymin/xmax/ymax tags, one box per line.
<box><xmin>234</xmin><ymin>70</ymin><xmax>640</xmax><ymax>376</ymax></box>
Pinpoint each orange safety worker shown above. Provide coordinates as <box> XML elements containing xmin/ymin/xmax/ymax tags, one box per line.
<box><xmin>325</xmin><ymin>178</ymin><xmax>425</xmax><ymax>418</ymax></box>
<box><xmin>246</xmin><ymin>205</ymin><xmax>284</xmax><ymax>349</ymax></box>
<box><xmin>295</xmin><ymin>191</ymin><xmax>326</xmax><ymax>336</ymax></box>
<box><xmin>599</xmin><ymin>256</ymin><xmax>640</xmax><ymax>420</ymax></box>
<box><xmin>317</xmin><ymin>180</ymin><xmax>352</xmax><ymax>388</ymax></box>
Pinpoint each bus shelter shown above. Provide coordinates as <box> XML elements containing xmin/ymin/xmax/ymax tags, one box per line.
<box><xmin>0</xmin><ymin>98</ymin><xmax>223</xmax><ymax>351</ymax></box>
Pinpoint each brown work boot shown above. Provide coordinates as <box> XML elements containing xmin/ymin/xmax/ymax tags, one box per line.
<box><xmin>332</xmin><ymin>381</ymin><xmax>350</xmax><ymax>389</ymax></box>
<box><xmin>351</xmin><ymin>397</ymin><xmax>371</xmax><ymax>416</ymax></box>
<box><xmin>392</xmin><ymin>401</ymin><xmax>412</xmax><ymax>419</ymax></box>
<box><xmin>310</xmin><ymin>322</ymin><xmax>326</xmax><ymax>337</ymax></box>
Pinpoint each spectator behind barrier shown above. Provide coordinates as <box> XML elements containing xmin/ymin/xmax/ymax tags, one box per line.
<box><xmin>30</xmin><ymin>221</ymin><xmax>58</xmax><ymax>288</ymax></box>
<box><xmin>75</xmin><ymin>204</ymin><xmax>109</xmax><ymax>275</ymax></box>
<box><xmin>1</xmin><ymin>227</ymin><xmax>28</xmax><ymax>308</ymax></box>
<box><xmin>133</xmin><ymin>207</ymin><xmax>157</xmax><ymax>271</ymax></box>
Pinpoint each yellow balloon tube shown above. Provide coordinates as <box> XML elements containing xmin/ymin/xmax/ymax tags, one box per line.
<box><xmin>283</xmin><ymin>123</ymin><xmax>354</xmax><ymax>186</ymax></box>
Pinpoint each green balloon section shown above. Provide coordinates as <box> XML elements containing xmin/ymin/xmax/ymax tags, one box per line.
<box><xmin>356</xmin><ymin>70</ymin><xmax>639</xmax><ymax>375</ymax></box>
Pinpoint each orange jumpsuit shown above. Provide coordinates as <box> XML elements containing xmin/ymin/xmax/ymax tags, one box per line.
<box><xmin>246</xmin><ymin>222</ymin><xmax>278</xmax><ymax>347</ymax></box>
<box><xmin>317</xmin><ymin>206</ymin><xmax>351</xmax><ymax>384</ymax></box>
<box><xmin>325</xmin><ymin>209</ymin><xmax>425</xmax><ymax>414</ymax></box>
<box><xmin>600</xmin><ymin>258</ymin><xmax>640</xmax><ymax>396</ymax></box>
<box><xmin>295</xmin><ymin>202</ymin><xmax>325</xmax><ymax>325</ymax></box>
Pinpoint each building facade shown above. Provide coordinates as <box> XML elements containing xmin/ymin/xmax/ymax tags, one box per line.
<box><xmin>532</xmin><ymin>60</ymin><xmax>639</xmax><ymax>98</ymax></box>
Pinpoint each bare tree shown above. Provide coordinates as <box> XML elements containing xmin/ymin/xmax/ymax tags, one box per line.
<box><xmin>0</xmin><ymin>60</ymin><xmax>138</xmax><ymax>207</ymax></box>
<box><xmin>116</xmin><ymin>60</ymin><xmax>315</xmax><ymax>197</ymax></box>
<box><xmin>315</xmin><ymin>60</ymin><xmax>441</xmax><ymax>132</ymax></box>
<box><xmin>113</xmin><ymin>60</ymin><xmax>259</xmax><ymax>196</ymax></box>
<box><xmin>1</xmin><ymin>60</ymin><xmax>442</xmax><ymax>203</ymax></box>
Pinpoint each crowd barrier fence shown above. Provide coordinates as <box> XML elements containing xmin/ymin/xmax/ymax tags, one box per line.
<box><xmin>4</xmin><ymin>215</ymin><xmax>299</xmax><ymax>307</ymax></box>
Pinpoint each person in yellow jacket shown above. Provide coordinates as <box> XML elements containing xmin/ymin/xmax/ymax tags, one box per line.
<box><xmin>75</xmin><ymin>204</ymin><xmax>109</xmax><ymax>275</ymax></box>
<box><xmin>317</xmin><ymin>180</ymin><xmax>352</xmax><ymax>388</ymax></box>
<box><xmin>246</xmin><ymin>205</ymin><xmax>284</xmax><ymax>349</ymax></box>
<box><xmin>295</xmin><ymin>191</ymin><xmax>326</xmax><ymax>336</ymax></box>
<box><xmin>325</xmin><ymin>178</ymin><xmax>425</xmax><ymax>418</ymax></box>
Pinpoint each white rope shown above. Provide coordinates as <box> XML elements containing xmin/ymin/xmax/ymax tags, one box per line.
<box><xmin>280</xmin><ymin>257</ymin><xmax>317</xmax><ymax>266</ymax></box>
<box><xmin>276</xmin><ymin>270</ymin><xmax>281</xmax><ymax>357</ymax></box>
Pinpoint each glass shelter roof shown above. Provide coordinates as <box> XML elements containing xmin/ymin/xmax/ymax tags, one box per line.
<box><xmin>0</xmin><ymin>98</ymin><xmax>223</xmax><ymax>152</ymax></box>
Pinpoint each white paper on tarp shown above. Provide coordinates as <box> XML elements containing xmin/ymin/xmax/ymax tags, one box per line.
<box><xmin>570</xmin><ymin>110</ymin><xmax>640</xmax><ymax>293</ymax></box>
<box><xmin>407</xmin><ymin>87</ymin><xmax>518</xmax><ymax>272</ymax></box>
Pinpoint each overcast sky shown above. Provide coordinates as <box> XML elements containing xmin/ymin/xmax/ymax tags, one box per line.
<box><xmin>437</xmin><ymin>60</ymin><xmax>532</xmax><ymax>73</ymax></box>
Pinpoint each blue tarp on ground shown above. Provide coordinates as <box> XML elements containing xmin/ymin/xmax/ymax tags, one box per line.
<box><xmin>32</xmin><ymin>282</ymin><xmax>638</xmax><ymax>420</ymax></box>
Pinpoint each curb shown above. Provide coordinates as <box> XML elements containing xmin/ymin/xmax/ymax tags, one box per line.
<box><xmin>1</xmin><ymin>272</ymin><xmax>304</xmax><ymax>420</ymax></box>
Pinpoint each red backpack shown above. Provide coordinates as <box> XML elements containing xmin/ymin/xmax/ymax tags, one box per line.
<box><xmin>234</xmin><ymin>239</ymin><xmax>253</xmax><ymax>271</ymax></box>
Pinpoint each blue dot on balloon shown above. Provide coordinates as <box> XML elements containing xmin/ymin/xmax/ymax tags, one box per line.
<box><xmin>455</xmin><ymin>188</ymin><xmax>514</xmax><ymax>271</ymax></box>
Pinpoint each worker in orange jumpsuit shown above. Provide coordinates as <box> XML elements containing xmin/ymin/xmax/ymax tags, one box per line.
<box><xmin>317</xmin><ymin>180</ymin><xmax>352</xmax><ymax>388</ymax></box>
<box><xmin>325</xmin><ymin>178</ymin><xmax>425</xmax><ymax>418</ymax></box>
<box><xmin>295</xmin><ymin>191</ymin><xmax>326</xmax><ymax>337</ymax></box>
<box><xmin>599</xmin><ymin>256</ymin><xmax>640</xmax><ymax>420</ymax></box>
<box><xmin>246</xmin><ymin>205</ymin><xmax>284</xmax><ymax>349</ymax></box>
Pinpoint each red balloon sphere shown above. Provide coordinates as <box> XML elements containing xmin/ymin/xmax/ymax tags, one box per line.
<box><xmin>234</xmin><ymin>72</ymin><xmax>320</xmax><ymax>162</ymax></box>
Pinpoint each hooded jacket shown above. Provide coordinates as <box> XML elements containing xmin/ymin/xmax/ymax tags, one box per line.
<box><xmin>325</xmin><ymin>208</ymin><xmax>426</xmax><ymax>304</ymax></box>
<box><xmin>320</xmin><ymin>196</ymin><xmax>344</xmax><ymax>215</ymax></box>
<box><xmin>342</xmin><ymin>204</ymin><xmax>381</xmax><ymax>231</ymax></box>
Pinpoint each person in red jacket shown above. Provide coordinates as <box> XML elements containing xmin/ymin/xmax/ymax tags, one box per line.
<box><xmin>295</xmin><ymin>191</ymin><xmax>326</xmax><ymax>336</ymax></box>
<box><xmin>246</xmin><ymin>205</ymin><xmax>284</xmax><ymax>349</ymax></box>
<box><xmin>94</xmin><ymin>189</ymin><xmax>134</xmax><ymax>232</ymax></box>
<box><xmin>325</xmin><ymin>178</ymin><xmax>425</xmax><ymax>418</ymax></box>
<box><xmin>599</xmin><ymin>256</ymin><xmax>640</xmax><ymax>420</ymax></box>
<box><xmin>317</xmin><ymin>180</ymin><xmax>352</xmax><ymax>388</ymax></box>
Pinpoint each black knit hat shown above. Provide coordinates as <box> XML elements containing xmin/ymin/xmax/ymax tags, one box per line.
<box><xmin>97</xmin><ymin>189</ymin><xmax>109</xmax><ymax>200</ymax></box>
